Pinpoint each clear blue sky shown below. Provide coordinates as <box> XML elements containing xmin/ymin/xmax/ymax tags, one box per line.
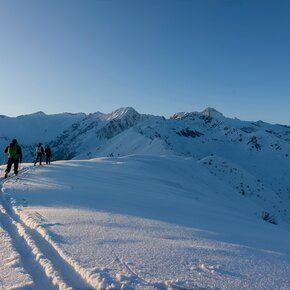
<box><xmin>0</xmin><ymin>0</ymin><xmax>289</xmax><ymax>124</ymax></box>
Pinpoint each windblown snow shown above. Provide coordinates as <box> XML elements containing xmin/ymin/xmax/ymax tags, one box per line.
<box><xmin>0</xmin><ymin>107</ymin><xmax>290</xmax><ymax>289</ymax></box>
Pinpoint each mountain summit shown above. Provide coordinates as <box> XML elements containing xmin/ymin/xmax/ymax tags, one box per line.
<box><xmin>105</xmin><ymin>107</ymin><xmax>140</xmax><ymax>120</ymax></box>
<box><xmin>201</xmin><ymin>107</ymin><xmax>225</xmax><ymax>118</ymax></box>
<box><xmin>171</xmin><ymin>107</ymin><xmax>224</xmax><ymax>120</ymax></box>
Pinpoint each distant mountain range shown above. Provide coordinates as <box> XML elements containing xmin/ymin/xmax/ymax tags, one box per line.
<box><xmin>1</xmin><ymin>107</ymin><xmax>289</xmax><ymax>225</ymax></box>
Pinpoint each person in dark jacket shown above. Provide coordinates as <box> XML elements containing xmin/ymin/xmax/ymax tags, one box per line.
<box><xmin>44</xmin><ymin>145</ymin><xmax>52</xmax><ymax>165</ymax></box>
<box><xmin>4</xmin><ymin>139</ymin><xmax>22</xmax><ymax>178</ymax></box>
<box><xmin>34</xmin><ymin>143</ymin><xmax>45</xmax><ymax>165</ymax></box>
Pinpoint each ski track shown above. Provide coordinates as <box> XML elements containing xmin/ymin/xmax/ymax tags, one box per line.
<box><xmin>5</xmin><ymin>200</ymin><xmax>94</xmax><ymax>290</ymax></box>
<box><xmin>114</xmin><ymin>255</ymin><xmax>207</xmax><ymax>290</ymax></box>
<box><xmin>1</xmin><ymin>166</ymin><xmax>209</xmax><ymax>290</ymax></box>
<box><xmin>1</xmin><ymin>166</ymin><xmax>152</xmax><ymax>290</ymax></box>
<box><xmin>114</xmin><ymin>255</ymin><xmax>152</xmax><ymax>288</ymax></box>
<box><xmin>0</xmin><ymin>196</ymin><xmax>54</xmax><ymax>290</ymax></box>
<box><xmin>0</xmin><ymin>167</ymin><xmax>95</xmax><ymax>290</ymax></box>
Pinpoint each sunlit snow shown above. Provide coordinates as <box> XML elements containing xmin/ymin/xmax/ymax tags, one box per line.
<box><xmin>1</xmin><ymin>155</ymin><xmax>290</xmax><ymax>289</ymax></box>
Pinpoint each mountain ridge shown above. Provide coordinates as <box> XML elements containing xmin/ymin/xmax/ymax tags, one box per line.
<box><xmin>1</xmin><ymin>106</ymin><xmax>289</xmax><ymax>161</ymax></box>
<box><xmin>0</xmin><ymin>106</ymin><xmax>289</xmax><ymax>226</ymax></box>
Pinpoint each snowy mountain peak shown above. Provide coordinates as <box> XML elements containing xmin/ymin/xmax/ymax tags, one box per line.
<box><xmin>105</xmin><ymin>107</ymin><xmax>140</xmax><ymax>121</ymax></box>
<box><xmin>23</xmin><ymin>111</ymin><xmax>46</xmax><ymax>117</ymax></box>
<box><xmin>201</xmin><ymin>107</ymin><xmax>224</xmax><ymax>119</ymax></box>
<box><xmin>171</xmin><ymin>107</ymin><xmax>224</xmax><ymax>121</ymax></box>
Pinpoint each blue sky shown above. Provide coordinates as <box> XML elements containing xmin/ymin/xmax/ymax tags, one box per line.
<box><xmin>0</xmin><ymin>0</ymin><xmax>289</xmax><ymax>124</ymax></box>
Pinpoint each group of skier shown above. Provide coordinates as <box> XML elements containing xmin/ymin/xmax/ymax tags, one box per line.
<box><xmin>2</xmin><ymin>139</ymin><xmax>52</xmax><ymax>178</ymax></box>
<box><xmin>34</xmin><ymin>143</ymin><xmax>52</xmax><ymax>166</ymax></box>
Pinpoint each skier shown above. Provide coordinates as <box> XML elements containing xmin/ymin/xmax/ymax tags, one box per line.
<box><xmin>34</xmin><ymin>143</ymin><xmax>44</xmax><ymax>165</ymax></box>
<box><xmin>44</xmin><ymin>145</ymin><xmax>52</xmax><ymax>165</ymax></box>
<box><xmin>4</xmin><ymin>139</ymin><xmax>22</xmax><ymax>178</ymax></box>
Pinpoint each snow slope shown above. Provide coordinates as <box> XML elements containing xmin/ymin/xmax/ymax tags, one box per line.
<box><xmin>70</xmin><ymin>107</ymin><xmax>290</xmax><ymax>226</ymax></box>
<box><xmin>0</xmin><ymin>112</ymin><xmax>85</xmax><ymax>144</ymax></box>
<box><xmin>1</xmin><ymin>155</ymin><xmax>290</xmax><ymax>289</ymax></box>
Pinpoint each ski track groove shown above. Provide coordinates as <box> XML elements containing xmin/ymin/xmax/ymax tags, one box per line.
<box><xmin>117</xmin><ymin>256</ymin><xmax>148</xmax><ymax>285</ymax></box>
<box><xmin>35</xmin><ymin>226</ymin><xmax>95</xmax><ymax>289</ymax></box>
<box><xmin>114</xmin><ymin>255</ymin><xmax>167</xmax><ymax>290</ymax></box>
<box><xmin>0</xmin><ymin>199</ymin><xmax>55</xmax><ymax>290</ymax></box>
<box><xmin>9</xmin><ymin>206</ymin><xmax>94</xmax><ymax>290</ymax></box>
<box><xmin>15</xmin><ymin>205</ymin><xmax>120</xmax><ymax>290</ymax></box>
<box><xmin>0</xmin><ymin>167</ymin><xmax>95</xmax><ymax>290</ymax></box>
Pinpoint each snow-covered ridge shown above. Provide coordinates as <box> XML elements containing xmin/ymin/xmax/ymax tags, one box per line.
<box><xmin>1</xmin><ymin>106</ymin><xmax>289</xmax><ymax>162</ymax></box>
<box><xmin>1</xmin><ymin>156</ymin><xmax>290</xmax><ymax>289</ymax></box>
<box><xmin>1</xmin><ymin>106</ymin><xmax>290</xmax><ymax>227</ymax></box>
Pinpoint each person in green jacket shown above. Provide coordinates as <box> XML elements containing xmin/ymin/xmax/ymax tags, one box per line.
<box><xmin>4</xmin><ymin>139</ymin><xmax>22</xmax><ymax>178</ymax></box>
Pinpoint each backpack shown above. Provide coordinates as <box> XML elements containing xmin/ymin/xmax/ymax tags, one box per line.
<box><xmin>35</xmin><ymin>146</ymin><xmax>43</xmax><ymax>155</ymax></box>
<box><xmin>8</xmin><ymin>144</ymin><xmax>19</xmax><ymax>158</ymax></box>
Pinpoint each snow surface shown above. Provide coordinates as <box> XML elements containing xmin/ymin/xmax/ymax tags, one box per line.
<box><xmin>1</xmin><ymin>155</ymin><xmax>290</xmax><ymax>289</ymax></box>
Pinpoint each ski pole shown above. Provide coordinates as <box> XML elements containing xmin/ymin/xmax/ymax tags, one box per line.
<box><xmin>2</xmin><ymin>153</ymin><xmax>6</xmax><ymax>165</ymax></box>
<box><xmin>1</xmin><ymin>153</ymin><xmax>5</xmax><ymax>178</ymax></box>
